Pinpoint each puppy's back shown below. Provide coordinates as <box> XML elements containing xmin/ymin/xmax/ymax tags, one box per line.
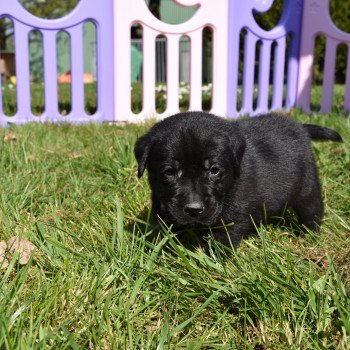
<box><xmin>232</xmin><ymin>114</ymin><xmax>318</xmax><ymax>212</ymax></box>
<box><xmin>236</xmin><ymin>114</ymin><xmax>308</xmax><ymax>144</ymax></box>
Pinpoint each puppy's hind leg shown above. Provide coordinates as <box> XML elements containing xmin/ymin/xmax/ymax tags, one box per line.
<box><xmin>292</xmin><ymin>186</ymin><xmax>324</xmax><ymax>232</ymax></box>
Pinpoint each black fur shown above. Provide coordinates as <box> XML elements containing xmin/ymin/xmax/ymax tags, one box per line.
<box><xmin>303</xmin><ymin>124</ymin><xmax>343</xmax><ymax>141</ymax></box>
<box><xmin>134</xmin><ymin>112</ymin><xmax>342</xmax><ymax>249</ymax></box>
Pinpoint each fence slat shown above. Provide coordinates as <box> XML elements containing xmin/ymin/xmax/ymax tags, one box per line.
<box><xmin>344</xmin><ymin>45</ymin><xmax>350</xmax><ymax>112</ymax></box>
<box><xmin>242</xmin><ymin>31</ymin><xmax>257</xmax><ymax>114</ymax></box>
<box><xmin>166</xmin><ymin>35</ymin><xmax>180</xmax><ymax>115</ymax></box>
<box><xmin>285</xmin><ymin>35</ymin><xmax>298</xmax><ymax>109</ymax></box>
<box><xmin>227</xmin><ymin>25</ymin><xmax>240</xmax><ymax>116</ymax></box>
<box><xmin>43</xmin><ymin>30</ymin><xmax>58</xmax><ymax>120</ymax></box>
<box><xmin>142</xmin><ymin>28</ymin><xmax>156</xmax><ymax>115</ymax></box>
<box><xmin>189</xmin><ymin>30</ymin><xmax>202</xmax><ymax>111</ymax></box>
<box><xmin>257</xmin><ymin>40</ymin><xmax>271</xmax><ymax>113</ymax></box>
<box><xmin>271</xmin><ymin>38</ymin><xmax>286</xmax><ymax>110</ymax></box>
<box><xmin>321</xmin><ymin>38</ymin><xmax>337</xmax><ymax>113</ymax></box>
<box><xmin>69</xmin><ymin>25</ymin><xmax>85</xmax><ymax>117</ymax></box>
<box><xmin>14</xmin><ymin>21</ymin><xmax>31</xmax><ymax>120</ymax></box>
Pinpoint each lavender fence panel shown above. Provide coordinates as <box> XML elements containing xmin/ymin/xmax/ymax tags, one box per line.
<box><xmin>0</xmin><ymin>0</ymin><xmax>114</xmax><ymax>126</ymax></box>
<box><xmin>297</xmin><ymin>0</ymin><xmax>350</xmax><ymax>113</ymax></box>
<box><xmin>227</xmin><ymin>0</ymin><xmax>303</xmax><ymax>117</ymax></box>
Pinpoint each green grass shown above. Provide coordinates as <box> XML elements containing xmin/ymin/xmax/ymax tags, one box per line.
<box><xmin>0</xmin><ymin>104</ymin><xmax>349</xmax><ymax>348</ymax></box>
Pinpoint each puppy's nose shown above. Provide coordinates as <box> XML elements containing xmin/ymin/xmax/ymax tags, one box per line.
<box><xmin>184</xmin><ymin>202</ymin><xmax>204</xmax><ymax>217</ymax></box>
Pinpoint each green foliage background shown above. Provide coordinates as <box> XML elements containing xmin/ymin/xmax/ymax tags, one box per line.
<box><xmin>19</xmin><ymin>0</ymin><xmax>80</xmax><ymax>19</ymax></box>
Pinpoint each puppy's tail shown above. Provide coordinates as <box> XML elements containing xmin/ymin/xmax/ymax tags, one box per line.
<box><xmin>303</xmin><ymin>124</ymin><xmax>342</xmax><ymax>142</ymax></box>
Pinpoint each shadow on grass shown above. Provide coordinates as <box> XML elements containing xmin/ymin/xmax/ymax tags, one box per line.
<box><xmin>130</xmin><ymin>205</ymin><xmax>311</xmax><ymax>256</ymax></box>
<box><xmin>127</xmin><ymin>208</ymin><xmax>210</xmax><ymax>253</ymax></box>
<box><xmin>129</xmin><ymin>211</ymin><xmax>303</xmax><ymax>256</ymax></box>
<box><xmin>127</xmin><ymin>204</ymin><xmax>312</xmax><ymax>261</ymax></box>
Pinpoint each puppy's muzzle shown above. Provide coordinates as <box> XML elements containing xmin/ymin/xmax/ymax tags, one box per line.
<box><xmin>183</xmin><ymin>201</ymin><xmax>204</xmax><ymax>218</ymax></box>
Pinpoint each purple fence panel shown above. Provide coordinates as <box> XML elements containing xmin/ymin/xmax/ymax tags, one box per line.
<box><xmin>297</xmin><ymin>0</ymin><xmax>350</xmax><ymax>113</ymax></box>
<box><xmin>227</xmin><ymin>0</ymin><xmax>304</xmax><ymax>118</ymax></box>
<box><xmin>0</xmin><ymin>0</ymin><xmax>114</xmax><ymax>126</ymax></box>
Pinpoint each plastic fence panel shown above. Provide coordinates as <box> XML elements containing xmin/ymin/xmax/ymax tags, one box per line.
<box><xmin>227</xmin><ymin>0</ymin><xmax>303</xmax><ymax>117</ymax></box>
<box><xmin>114</xmin><ymin>0</ymin><xmax>229</xmax><ymax>122</ymax></box>
<box><xmin>0</xmin><ymin>0</ymin><xmax>114</xmax><ymax>126</ymax></box>
<box><xmin>297</xmin><ymin>0</ymin><xmax>350</xmax><ymax>113</ymax></box>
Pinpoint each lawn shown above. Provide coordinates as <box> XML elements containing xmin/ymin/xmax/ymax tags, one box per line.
<box><xmin>0</xmin><ymin>95</ymin><xmax>349</xmax><ymax>348</ymax></box>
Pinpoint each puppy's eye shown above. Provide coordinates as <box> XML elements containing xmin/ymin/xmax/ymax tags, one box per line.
<box><xmin>209</xmin><ymin>165</ymin><xmax>221</xmax><ymax>176</ymax></box>
<box><xmin>162</xmin><ymin>167</ymin><xmax>183</xmax><ymax>178</ymax></box>
<box><xmin>163</xmin><ymin>167</ymin><xmax>176</xmax><ymax>177</ymax></box>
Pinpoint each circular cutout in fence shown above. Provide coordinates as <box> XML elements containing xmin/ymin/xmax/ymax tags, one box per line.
<box><xmin>18</xmin><ymin>0</ymin><xmax>80</xmax><ymax>19</ymax></box>
<box><xmin>330</xmin><ymin>0</ymin><xmax>350</xmax><ymax>33</ymax></box>
<box><xmin>253</xmin><ymin>0</ymin><xmax>284</xmax><ymax>31</ymax></box>
<box><xmin>144</xmin><ymin>0</ymin><xmax>198</xmax><ymax>24</ymax></box>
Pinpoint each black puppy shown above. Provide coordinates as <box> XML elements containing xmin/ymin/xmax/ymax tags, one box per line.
<box><xmin>134</xmin><ymin>112</ymin><xmax>342</xmax><ymax>248</ymax></box>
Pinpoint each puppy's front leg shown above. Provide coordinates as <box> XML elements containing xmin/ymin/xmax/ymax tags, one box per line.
<box><xmin>212</xmin><ymin>222</ymin><xmax>250</xmax><ymax>250</ymax></box>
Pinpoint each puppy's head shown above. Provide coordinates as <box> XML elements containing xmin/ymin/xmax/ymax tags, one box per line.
<box><xmin>135</xmin><ymin>112</ymin><xmax>245</xmax><ymax>227</ymax></box>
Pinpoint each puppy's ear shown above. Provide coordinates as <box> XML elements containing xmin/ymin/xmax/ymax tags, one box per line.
<box><xmin>134</xmin><ymin>132</ymin><xmax>153</xmax><ymax>178</ymax></box>
<box><xmin>229</xmin><ymin>133</ymin><xmax>246</xmax><ymax>176</ymax></box>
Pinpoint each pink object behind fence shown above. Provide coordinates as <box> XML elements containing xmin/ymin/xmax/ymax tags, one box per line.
<box><xmin>0</xmin><ymin>0</ymin><xmax>114</xmax><ymax>126</ymax></box>
<box><xmin>114</xmin><ymin>0</ymin><xmax>229</xmax><ymax>122</ymax></box>
<box><xmin>297</xmin><ymin>0</ymin><xmax>350</xmax><ymax>113</ymax></box>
